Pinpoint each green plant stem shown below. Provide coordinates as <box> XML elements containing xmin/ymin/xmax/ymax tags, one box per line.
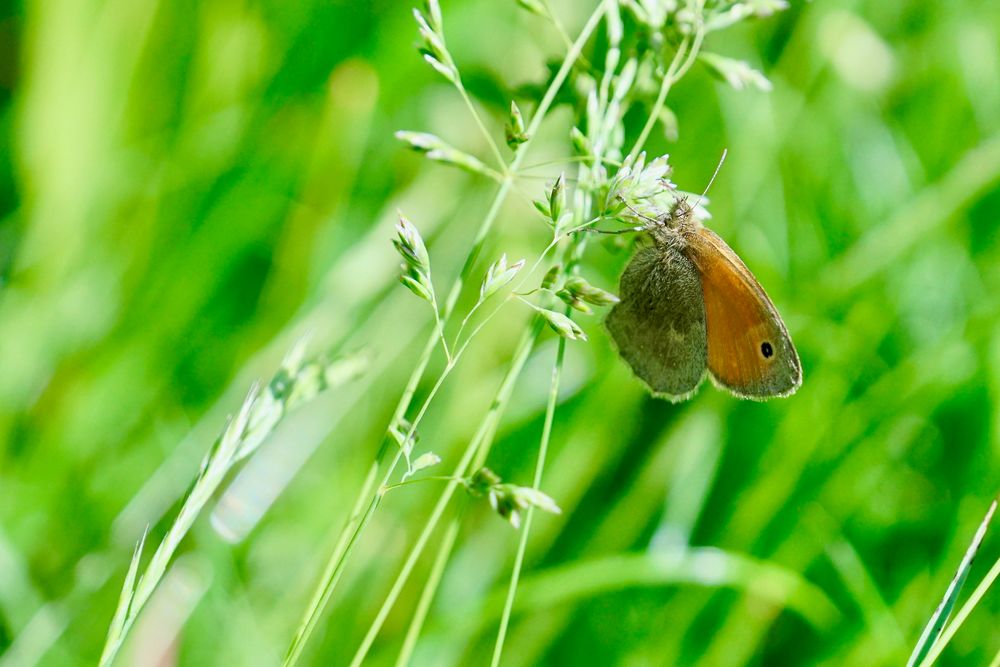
<box><xmin>384</xmin><ymin>476</ymin><xmax>463</xmax><ymax>492</ymax></box>
<box><xmin>284</xmin><ymin>349</ymin><xmax>461</xmax><ymax>666</ymax></box>
<box><xmin>520</xmin><ymin>155</ymin><xmax>626</xmax><ymax>173</ymax></box>
<box><xmin>630</xmin><ymin>42</ymin><xmax>687</xmax><ymax>159</ymax></box>
<box><xmin>491</xmin><ymin>334</ymin><xmax>566</xmax><ymax>666</ymax></box>
<box><xmin>455</xmin><ymin>82</ymin><xmax>508</xmax><ymax>172</ymax></box>
<box><xmin>349</xmin><ymin>321</ymin><xmax>544</xmax><ymax>667</ymax></box>
<box><xmin>387</xmin><ymin>189</ymin><xmax>603</xmax><ymax>666</ymax></box>
<box><xmin>281</xmin><ymin>460</ymin><xmax>380</xmax><ymax>664</ymax></box>
<box><xmin>919</xmin><ymin>543</ymin><xmax>1000</xmax><ymax>666</ymax></box>
<box><xmin>626</xmin><ymin>21</ymin><xmax>703</xmax><ymax>167</ymax></box>
<box><xmin>281</xmin><ymin>5</ymin><xmax>609</xmax><ymax>659</ymax></box>
<box><xmin>283</xmin><ymin>268</ymin><xmax>519</xmax><ymax>666</ymax></box>
<box><xmin>374</xmin><ymin>1</ymin><xmax>703</xmax><ymax>655</ymax></box>
<box><xmin>492</xmin><ymin>28</ymin><xmax>708</xmax><ymax>663</ymax></box>
<box><xmin>629</xmin><ymin>24</ymin><xmax>705</xmax><ymax>161</ymax></box>
<box><xmin>284</xmin><ymin>358</ymin><xmax>457</xmax><ymax>665</ymax></box>
<box><xmin>540</xmin><ymin>0</ymin><xmax>593</xmax><ymax>71</ymax></box>
<box><xmin>395</xmin><ymin>518</ymin><xmax>461</xmax><ymax>667</ymax></box>
<box><xmin>431</xmin><ymin>295</ymin><xmax>453</xmax><ymax>363</ymax></box>
<box><xmin>908</xmin><ymin>499</ymin><xmax>997</xmax><ymax>667</ymax></box>
<box><xmin>453</xmin><ymin>298</ymin><xmax>487</xmax><ymax>350</ymax></box>
<box><xmin>479</xmin><ymin>164</ymin><xmax>509</xmax><ymax>185</ymax></box>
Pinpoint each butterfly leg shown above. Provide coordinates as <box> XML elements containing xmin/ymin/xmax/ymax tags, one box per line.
<box><xmin>586</xmin><ymin>226</ymin><xmax>644</xmax><ymax>235</ymax></box>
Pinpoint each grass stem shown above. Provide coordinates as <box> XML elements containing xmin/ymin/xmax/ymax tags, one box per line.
<box><xmin>490</xmin><ymin>334</ymin><xmax>566</xmax><ymax>666</ymax></box>
<box><xmin>281</xmin><ymin>6</ymin><xmax>611</xmax><ymax>662</ymax></box>
<box><xmin>348</xmin><ymin>321</ymin><xmax>544</xmax><ymax>666</ymax></box>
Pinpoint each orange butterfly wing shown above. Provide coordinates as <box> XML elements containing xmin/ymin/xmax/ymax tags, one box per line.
<box><xmin>685</xmin><ymin>227</ymin><xmax>802</xmax><ymax>399</ymax></box>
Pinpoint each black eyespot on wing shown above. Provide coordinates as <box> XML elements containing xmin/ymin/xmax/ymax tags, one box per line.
<box><xmin>761</xmin><ymin>341</ymin><xmax>774</xmax><ymax>358</ymax></box>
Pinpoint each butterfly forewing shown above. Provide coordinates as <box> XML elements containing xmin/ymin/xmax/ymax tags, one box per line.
<box><xmin>686</xmin><ymin>227</ymin><xmax>801</xmax><ymax>399</ymax></box>
<box><xmin>606</xmin><ymin>245</ymin><xmax>708</xmax><ymax>399</ymax></box>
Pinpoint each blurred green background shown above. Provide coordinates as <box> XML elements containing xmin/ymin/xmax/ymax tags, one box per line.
<box><xmin>1</xmin><ymin>0</ymin><xmax>999</xmax><ymax>665</ymax></box>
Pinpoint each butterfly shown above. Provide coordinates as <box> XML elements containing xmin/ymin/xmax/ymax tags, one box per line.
<box><xmin>605</xmin><ymin>197</ymin><xmax>801</xmax><ymax>401</ymax></box>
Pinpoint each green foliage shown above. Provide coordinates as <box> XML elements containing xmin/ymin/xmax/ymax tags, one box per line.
<box><xmin>0</xmin><ymin>0</ymin><xmax>999</xmax><ymax>666</ymax></box>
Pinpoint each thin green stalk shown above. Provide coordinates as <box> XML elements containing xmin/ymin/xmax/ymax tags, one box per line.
<box><xmin>383</xmin><ymin>476</ymin><xmax>463</xmax><ymax>493</ymax></box>
<box><xmin>453</xmin><ymin>303</ymin><xmax>484</xmax><ymax>349</ymax></box>
<box><xmin>491</xmin><ymin>25</ymin><xmax>707</xmax><ymax>662</ymax></box>
<box><xmin>348</xmin><ymin>321</ymin><xmax>544</xmax><ymax>667</ymax></box>
<box><xmin>455</xmin><ymin>83</ymin><xmax>508</xmax><ymax>172</ymax></box>
<box><xmin>518</xmin><ymin>155</ymin><xmax>623</xmax><ymax>172</ymax></box>
<box><xmin>374</xmin><ymin>2</ymin><xmax>710</xmax><ymax>655</ymax></box>
<box><xmin>283</xmin><ymin>348</ymin><xmax>459</xmax><ymax>667</ymax></box>
<box><xmin>628</xmin><ymin>22</ymin><xmax>704</xmax><ymax>161</ymax></box>
<box><xmin>383</xmin><ymin>217</ymin><xmax>593</xmax><ymax>665</ymax></box>
<box><xmin>675</xmin><ymin>26</ymin><xmax>705</xmax><ymax>81</ymax></box>
<box><xmin>395</xmin><ymin>519</ymin><xmax>461</xmax><ymax>667</ymax></box>
<box><xmin>287</xmin><ymin>319</ymin><xmax>446</xmax><ymax>651</ymax></box>
<box><xmin>908</xmin><ymin>500</ymin><xmax>997</xmax><ymax>667</ymax></box>
<box><xmin>98</xmin><ymin>344</ymin><xmax>362</xmax><ymax>667</ymax></box>
<box><xmin>491</xmin><ymin>334</ymin><xmax>566</xmax><ymax>666</ymax></box>
<box><xmin>282</xmin><ymin>6</ymin><xmax>611</xmax><ymax>663</ymax></box>
<box><xmin>542</xmin><ymin>0</ymin><xmax>574</xmax><ymax>52</ymax></box>
<box><xmin>919</xmin><ymin>546</ymin><xmax>1000</xmax><ymax>666</ymax></box>
<box><xmin>289</xmin><ymin>3</ymin><xmax>615</xmax><ymax>664</ymax></box>
<box><xmin>539</xmin><ymin>0</ymin><xmax>593</xmax><ymax>72</ymax></box>
<box><xmin>431</xmin><ymin>295</ymin><xmax>453</xmax><ymax>363</ymax></box>
<box><xmin>629</xmin><ymin>42</ymin><xmax>687</xmax><ymax>159</ymax></box>
<box><xmin>280</xmin><ymin>460</ymin><xmax>379</xmax><ymax>666</ymax></box>
<box><xmin>281</xmin><ymin>244</ymin><xmax>501</xmax><ymax>667</ymax></box>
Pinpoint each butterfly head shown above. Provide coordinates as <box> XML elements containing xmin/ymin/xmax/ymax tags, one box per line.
<box><xmin>643</xmin><ymin>197</ymin><xmax>700</xmax><ymax>248</ymax></box>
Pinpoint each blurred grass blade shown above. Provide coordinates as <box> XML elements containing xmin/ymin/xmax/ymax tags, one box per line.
<box><xmin>99</xmin><ymin>346</ymin><xmax>362</xmax><ymax>666</ymax></box>
<box><xmin>448</xmin><ymin>549</ymin><xmax>840</xmax><ymax>638</ymax></box>
<box><xmin>918</xmin><ymin>501</ymin><xmax>1000</xmax><ymax>667</ymax></box>
<box><xmin>908</xmin><ymin>499</ymin><xmax>997</xmax><ymax>667</ymax></box>
<box><xmin>97</xmin><ymin>385</ymin><xmax>260</xmax><ymax>667</ymax></box>
<box><xmin>98</xmin><ymin>529</ymin><xmax>146</xmax><ymax>667</ymax></box>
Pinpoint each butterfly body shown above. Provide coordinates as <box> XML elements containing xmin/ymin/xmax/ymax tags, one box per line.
<box><xmin>606</xmin><ymin>199</ymin><xmax>801</xmax><ymax>401</ymax></box>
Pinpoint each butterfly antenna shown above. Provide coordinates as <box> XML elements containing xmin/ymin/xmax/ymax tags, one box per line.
<box><xmin>692</xmin><ymin>148</ymin><xmax>727</xmax><ymax>211</ymax></box>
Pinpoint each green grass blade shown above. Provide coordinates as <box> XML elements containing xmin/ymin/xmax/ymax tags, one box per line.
<box><xmin>97</xmin><ymin>529</ymin><xmax>146</xmax><ymax>667</ymax></box>
<box><xmin>436</xmin><ymin>549</ymin><xmax>839</xmax><ymax>642</ymax></box>
<box><xmin>908</xmin><ymin>499</ymin><xmax>997</xmax><ymax>667</ymax></box>
<box><xmin>919</xmin><ymin>508</ymin><xmax>1000</xmax><ymax>666</ymax></box>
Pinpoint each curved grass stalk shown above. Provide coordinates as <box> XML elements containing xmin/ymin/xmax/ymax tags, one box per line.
<box><xmin>280</xmin><ymin>5</ymin><xmax>611</xmax><ymax>665</ymax></box>
<box><xmin>379</xmin><ymin>222</ymin><xmax>590</xmax><ymax>666</ymax></box>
